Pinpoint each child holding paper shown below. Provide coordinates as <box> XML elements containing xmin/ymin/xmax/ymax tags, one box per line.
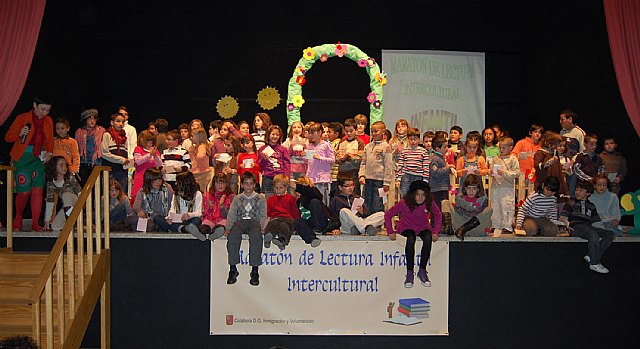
<box><xmin>237</xmin><ymin>135</ymin><xmax>261</xmax><ymax>192</ymax></box>
<box><xmin>161</xmin><ymin>130</ymin><xmax>191</xmax><ymax>190</ymax></box>
<box><xmin>257</xmin><ymin>125</ymin><xmax>290</xmax><ymax>199</ymax></box>
<box><xmin>330</xmin><ymin>176</ymin><xmax>384</xmax><ymax>235</ymax></box>
<box><xmin>384</xmin><ymin>180</ymin><xmax>441</xmax><ymax>288</ymax></box>
<box><xmin>154</xmin><ymin>171</ymin><xmax>202</xmax><ymax>233</ymax></box>
<box><xmin>489</xmin><ymin>137</ymin><xmax>520</xmax><ymax>235</ymax></box>
<box><xmin>305</xmin><ymin>123</ymin><xmax>335</xmax><ymax>205</ymax></box>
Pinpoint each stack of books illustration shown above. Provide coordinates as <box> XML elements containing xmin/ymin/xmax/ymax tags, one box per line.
<box><xmin>397</xmin><ymin>298</ymin><xmax>430</xmax><ymax>319</ymax></box>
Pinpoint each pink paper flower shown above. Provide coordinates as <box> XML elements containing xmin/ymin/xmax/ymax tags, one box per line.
<box><xmin>335</xmin><ymin>42</ymin><xmax>348</xmax><ymax>57</ymax></box>
<box><xmin>320</xmin><ymin>54</ymin><xmax>328</xmax><ymax>62</ymax></box>
<box><xmin>287</xmin><ymin>103</ymin><xmax>295</xmax><ymax>111</ymax></box>
<box><xmin>358</xmin><ymin>59</ymin><xmax>368</xmax><ymax>67</ymax></box>
<box><xmin>367</xmin><ymin>92</ymin><xmax>377</xmax><ymax>103</ymax></box>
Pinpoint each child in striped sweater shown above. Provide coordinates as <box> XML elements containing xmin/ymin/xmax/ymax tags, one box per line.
<box><xmin>395</xmin><ymin>127</ymin><xmax>430</xmax><ymax>197</ymax></box>
<box><xmin>515</xmin><ymin>176</ymin><xmax>560</xmax><ymax>236</ymax></box>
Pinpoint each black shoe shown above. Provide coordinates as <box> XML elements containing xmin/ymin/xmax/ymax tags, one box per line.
<box><xmin>250</xmin><ymin>271</ymin><xmax>259</xmax><ymax>286</ymax></box>
<box><xmin>199</xmin><ymin>224</ymin><xmax>212</xmax><ymax>235</ymax></box>
<box><xmin>455</xmin><ymin>216</ymin><xmax>480</xmax><ymax>242</ymax></box>
<box><xmin>227</xmin><ymin>270</ymin><xmax>239</xmax><ymax>284</ymax></box>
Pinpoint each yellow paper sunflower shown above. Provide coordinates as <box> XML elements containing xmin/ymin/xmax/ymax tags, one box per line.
<box><xmin>302</xmin><ymin>47</ymin><xmax>316</xmax><ymax>60</ymax></box>
<box><xmin>291</xmin><ymin>95</ymin><xmax>305</xmax><ymax>108</ymax></box>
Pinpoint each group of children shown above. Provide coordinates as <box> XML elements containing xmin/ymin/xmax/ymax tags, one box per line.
<box><xmin>6</xmin><ymin>99</ymin><xmax>627</xmax><ymax>285</ymax></box>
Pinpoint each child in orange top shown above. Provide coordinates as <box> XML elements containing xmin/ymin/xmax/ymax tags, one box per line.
<box><xmin>53</xmin><ymin>117</ymin><xmax>80</xmax><ymax>176</ymax></box>
<box><xmin>456</xmin><ymin>136</ymin><xmax>488</xmax><ymax>188</ymax></box>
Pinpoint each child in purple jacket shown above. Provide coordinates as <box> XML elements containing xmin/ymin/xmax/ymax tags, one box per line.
<box><xmin>384</xmin><ymin>180</ymin><xmax>442</xmax><ymax>288</ymax></box>
<box><xmin>257</xmin><ymin>125</ymin><xmax>291</xmax><ymax>199</ymax></box>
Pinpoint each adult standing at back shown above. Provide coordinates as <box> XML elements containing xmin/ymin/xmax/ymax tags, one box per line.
<box><xmin>4</xmin><ymin>96</ymin><xmax>55</xmax><ymax>231</ymax></box>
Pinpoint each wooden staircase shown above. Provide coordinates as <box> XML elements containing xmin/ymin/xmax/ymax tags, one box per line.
<box><xmin>0</xmin><ymin>166</ymin><xmax>112</xmax><ymax>349</ymax></box>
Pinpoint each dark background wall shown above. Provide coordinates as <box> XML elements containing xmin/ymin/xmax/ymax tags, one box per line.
<box><xmin>1</xmin><ymin>0</ymin><xmax>638</xmax><ymax>191</ymax></box>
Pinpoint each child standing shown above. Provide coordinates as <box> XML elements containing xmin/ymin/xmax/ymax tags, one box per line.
<box><xmin>53</xmin><ymin>117</ymin><xmax>80</xmax><ymax>177</ymax></box>
<box><xmin>132</xmin><ymin>167</ymin><xmax>174</xmax><ymax>232</ymax></box>
<box><xmin>225</xmin><ymin>172</ymin><xmax>267</xmax><ymax>286</ymax></box>
<box><xmin>599</xmin><ymin>135</ymin><xmax>627</xmax><ymax>195</ymax></box>
<box><xmin>305</xmin><ymin>123</ymin><xmax>335</xmax><ymax>205</ymax></box>
<box><xmin>264</xmin><ymin>174</ymin><xmax>300</xmax><ymax>251</ymax></box>
<box><xmin>590</xmin><ymin>174</ymin><xmax>622</xmax><ymax>237</ymax></box>
<box><xmin>512</xmin><ymin>123</ymin><xmax>543</xmax><ymax>174</ymax></box>
<box><xmin>455</xmin><ymin>137</ymin><xmax>489</xmax><ymax>188</ymax></box>
<box><xmin>257</xmin><ymin>125</ymin><xmax>290</xmax><ymax>199</ymax></box>
<box><xmin>154</xmin><ymin>172</ymin><xmax>202</xmax><ymax>233</ymax></box>
<box><xmin>161</xmin><ymin>130</ymin><xmax>191</xmax><ymax>189</ymax></box>
<box><xmin>216</xmin><ymin>136</ymin><xmax>240</xmax><ymax>194</ymax></box>
<box><xmin>337</xmin><ymin>119</ymin><xmax>365</xmax><ymax>195</ymax></box>
<box><xmin>443</xmin><ymin>174</ymin><xmax>493</xmax><ymax>241</ymax></box>
<box><xmin>482</xmin><ymin>127</ymin><xmax>500</xmax><ymax>163</ymax></box>
<box><xmin>178</xmin><ymin>123</ymin><xmax>192</xmax><ymax>150</ymax></box>
<box><xmin>194</xmin><ymin>173</ymin><xmax>234</xmax><ymax>241</ymax></box>
<box><xmin>327</xmin><ymin>122</ymin><xmax>344</xmax><ymax>195</ymax></box>
<box><xmin>429</xmin><ymin>135</ymin><xmax>454</xmax><ymax>210</ymax></box>
<box><xmin>358</xmin><ymin>121</ymin><xmax>394</xmax><ymax>214</ymax></box>
<box><xmin>102</xmin><ymin>113</ymin><xmax>132</xmax><ymax>193</ymax></box>
<box><xmin>353</xmin><ymin>114</ymin><xmax>371</xmax><ymax>145</ymax></box>
<box><xmin>44</xmin><ymin>156</ymin><xmax>82</xmax><ymax>231</ymax></box>
<box><xmin>282</xmin><ymin>121</ymin><xmax>308</xmax><ymax>189</ymax></box>
<box><xmin>534</xmin><ymin>131</ymin><xmax>569</xmax><ymax>198</ymax></box>
<box><xmin>573</xmin><ymin>134</ymin><xmax>605</xmax><ymax>184</ymax></box>
<box><xmin>108</xmin><ymin>179</ymin><xmax>137</xmax><ymax>231</ymax></box>
<box><xmin>395</xmin><ymin>127</ymin><xmax>430</xmax><ymax>197</ymax></box>
<box><xmin>75</xmin><ymin>109</ymin><xmax>105</xmax><ymax>185</ymax></box>
<box><xmin>330</xmin><ymin>176</ymin><xmax>384</xmax><ymax>235</ymax></box>
<box><xmin>515</xmin><ymin>176</ymin><xmax>560</xmax><ymax>237</ymax></box>
<box><xmin>237</xmin><ymin>136</ymin><xmax>262</xmax><ymax>192</ymax></box>
<box><xmin>131</xmin><ymin>131</ymin><xmax>162</xmax><ymax>203</ymax></box>
<box><xmin>384</xmin><ymin>180</ymin><xmax>441</xmax><ymax>288</ymax></box>
<box><xmin>561</xmin><ymin>180</ymin><xmax>615</xmax><ymax>274</ymax></box>
<box><xmin>252</xmin><ymin>112</ymin><xmax>272</xmax><ymax>150</ymax></box>
<box><xmin>448</xmin><ymin>125</ymin><xmax>463</xmax><ymax>161</ymax></box>
<box><xmin>189</xmin><ymin>127</ymin><xmax>213</xmax><ymax>194</ymax></box>
<box><xmin>559</xmin><ymin>109</ymin><xmax>586</xmax><ymax>196</ymax></box>
<box><xmin>489</xmin><ymin>137</ymin><xmax>520</xmax><ymax>235</ymax></box>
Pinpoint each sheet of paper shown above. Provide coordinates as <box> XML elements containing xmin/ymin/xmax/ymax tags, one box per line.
<box><xmin>164</xmin><ymin>165</ymin><xmax>176</xmax><ymax>174</ymax></box>
<box><xmin>242</xmin><ymin>158</ymin><xmax>255</xmax><ymax>168</ymax></box>
<box><xmin>492</xmin><ymin>164</ymin><xmax>502</xmax><ymax>176</ymax></box>
<box><xmin>394</xmin><ymin>233</ymin><xmax>407</xmax><ymax>248</ymax></box>
<box><xmin>378</xmin><ymin>187</ymin><xmax>388</xmax><ymax>204</ymax></box>
<box><xmin>136</xmin><ymin>218</ymin><xmax>148</xmax><ymax>232</ymax></box>
<box><xmin>292</xmin><ymin>144</ymin><xmax>304</xmax><ymax>152</ymax></box>
<box><xmin>383</xmin><ymin>314</ymin><xmax>422</xmax><ymax>326</ymax></box>
<box><xmin>304</xmin><ymin>149</ymin><xmax>316</xmax><ymax>160</ymax></box>
<box><xmin>513</xmin><ymin>228</ymin><xmax>526</xmax><ymax>236</ymax></box>
<box><xmin>216</xmin><ymin>153</ymin><xmax>232</xmax><ymax>163</ymax></box>
<box><xmin>261</xmin><ymin>145</ymin><xmax>275</xmax><ymax>157</ymax></box>
<box><xmin>169</xmin><ymin>213</ymin><xmax>183</xmax><ymax>223</ymax></box>
<box><xmin>607</xmin><ymin>172</ymin><xmax>617</xmax><ymax>182</ymax></box>
<box><xmin>550</xmin><ymin>219</ymin><xmax>567</xmax><ymax>227</ymax></box>
<box><xmin>351</xmin><ymin>197</ymin><xmax>365</xmax><ymax>214</ymax></box>
<box><xmin>466</xmin><ymin>165</ymin><xmax>478</xmax><ymax>174</ymax></box>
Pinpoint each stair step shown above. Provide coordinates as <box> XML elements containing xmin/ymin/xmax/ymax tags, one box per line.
<box><xmin>0</xmin><ymin>253</ymin><xmax>48</xmax><ymax>277</ymax></box>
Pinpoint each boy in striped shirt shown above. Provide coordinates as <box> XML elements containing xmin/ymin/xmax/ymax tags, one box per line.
<box><xmin>515</xmin><ymin>176</ymin><xmax>560</xmax><ymax>236</ymax></box>
<box><xmin>161</xmin><ymin>130</ymin><xmax>192</xmax><ymax>189</ymax></box>
<box><xmin>396</xmin><ymin>128</ymin><xmax>430</xmax><ymax>197</ymax></box>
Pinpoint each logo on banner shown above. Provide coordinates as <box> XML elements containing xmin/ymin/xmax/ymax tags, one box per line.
<box><xmin>226</xmin><ymin>315</ymin><xmax>234</xmax><ymax>326</ymax></box>
<box><xmin>383</xmin><ymin>298</ymin><xmax>431</xmax><ymax>326</ymax></box>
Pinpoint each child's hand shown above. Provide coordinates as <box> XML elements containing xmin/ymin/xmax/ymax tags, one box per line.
<box><xmin>359</xmin><ymin>176</ymin><xmax>366</xmax><ymax>185</ymax></box>
<box><xmin>219</xmin><ymin>194</ymin><xmax>226</xmax><ymax>206</ymax></box>
<box><xmin>313</xmin><ymin>153</ymin><xmax>321</xmax><ymax>160</ymax></box>
<box><xmin>395</xmin><ymin>182</ymin><xmax>400</xmax><ymax>189</ymax></box>
<box><xmin>181</xmin><ymin>213</ymin><xmax>190</xmax><ymax>221</ymax></box>
<box><xmin>167</xmin><ymin>218</ymin><xmax>173</xmax><ymax>224</ymax></box>
<box><xmin>123</xmin><ymin>159</ymin><xmax>131</xmax><ymax>166</ymax></box>
<box><xmin>356</xmin><ymin>205</ymin><xmax>364</xmax><ymax>215</ymax></box>
<box><xmin>261</xmin><ymin>152</ymin><xmax>269</xmax><ymax>160</ymax></box>
<box><xmin>383</xmin><ymin>185</ymin><xmax>390</xmax><ymax>192</ymax></box>
<box><xmin>161</xmin><ymin>167</ymin><xmax>166</xmax><ymax>174</ymax></box>
<box><xmin>137</xmin><ymin>211</ymin><xmax>147</xmax><ymax>218</ymax></box>
<box><xmin>432</xmin><ymin>234</ymin><xmax>439</xmax><ymax>242</ymax></box>
<box><xmin>613</xmin><ymin>176</ymin><xmax>621</xmax><ymax>184</ymax></box>
<box><xmin>224</xmin><ymin>230</ymin><xmax>231</xmax><ymax>236</ymax></box>
<box><xmin>497</xmin><ymin>169</ymin><xmax>504</xmax><ymax>176</ymax></box>
<box><xmin>388</xmin><ymin>233</ymin><xmax>396</xmax><ymax>240</ymax></box>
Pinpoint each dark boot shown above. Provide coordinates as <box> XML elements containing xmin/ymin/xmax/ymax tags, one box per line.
<box><xmin>455</xmin><ymin>216</ymin><xmax>480</xmax><ymax>242</ymax></box>
<box><xmin>440</xmin><ymin>212</ymin><xmax>453</xmax><ymax>235</ymax></box>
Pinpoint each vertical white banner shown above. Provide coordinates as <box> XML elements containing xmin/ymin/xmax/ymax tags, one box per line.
<box><xmin>210</xmin><ymin>240</ymin><xmax>449</xmax><ymax>335</ymax></box>
<box><xmin>381</xmin><ymin>50</ymin><xmax>485</xmax><ymax>135</ymax></box>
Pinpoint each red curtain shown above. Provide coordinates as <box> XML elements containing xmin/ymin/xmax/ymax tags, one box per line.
<box><xmin>0</xmin><ymin>0</ymin><xmax>46</xmax><ymax>126</ymax></box>
<box><xmin>604</xmin><ymin>0</ymin><xmax>640</xmax><ymax>137</ymax></box>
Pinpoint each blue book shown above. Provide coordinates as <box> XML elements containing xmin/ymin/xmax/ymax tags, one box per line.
<box><xmin>399</xmin><ymin>298</ymin><xmax>430</xmax><ymax>309</ymax></box>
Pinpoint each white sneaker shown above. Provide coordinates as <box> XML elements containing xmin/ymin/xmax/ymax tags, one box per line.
<box><xmin>584</xmin><ymin>255</ymin><xmax>591</xmax><ymax>264</ymax></box>
<box><xmin>589</xmin><ymin>263</ymin><xmax>609</xmax><ymax>274</ymax></box>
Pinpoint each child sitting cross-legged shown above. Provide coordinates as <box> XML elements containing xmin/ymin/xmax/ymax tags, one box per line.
<box><xmin>590</xmin><ymin>174</ymin><xmax>622</xmax><ymax>237</ymax></box>
<box><xmin>153</xmin><ymin>171</ymin><xmax>203</xmax><ymax>234</ymax></box>
<box><xmin>329</xmin><ymin>175</ymin><xmax>384</xmax><ymax>235</ymax></box>
<box><xmin>191</xmin><ymin>173</ymin><xmax>234</xmax><ymax>241</ymax></box>
<box><xmin>443</xmin><ymin>174</ymin><xmax>493</xmax><ymax>241</ymax></box>
<box><xmin>263</xmin><ymin>174</ymin><xmax>300</xmax><ymax>251</ymax></box>
<box><xmin>132</xmin><ymin>167</ymin><xmax>174</xmax><ymax>232</ymax></box>
<box><xmin>225</xmin><ymin>172</ymin><xmax>267</xmax><ymax>286</ymax></box>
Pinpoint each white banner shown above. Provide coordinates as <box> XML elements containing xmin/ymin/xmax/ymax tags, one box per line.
<box><xmin>210</xmin><ymin>240</ymin><xmax>449</xmax><ymax>335</ymax></box>
<box><xmin>381</xmin><ymin>50</ymin><xmax>485</xmax><ymax>135</ymax></box>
